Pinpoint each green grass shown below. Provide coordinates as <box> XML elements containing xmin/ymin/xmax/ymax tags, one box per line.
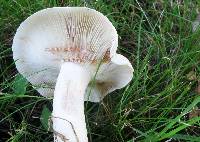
<box><xmin>1</xmin><ymin>0</ymin><xmax>200</xmax><ymax>141</ymax></box>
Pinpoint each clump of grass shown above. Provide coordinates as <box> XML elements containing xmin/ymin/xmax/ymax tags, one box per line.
<box><xmin>1</xmin><ymin>0</ymin><xmax>200</xmax><ymax>141</ymax></box>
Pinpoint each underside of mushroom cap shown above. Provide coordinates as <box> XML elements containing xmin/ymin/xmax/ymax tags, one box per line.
<box><xmin>85</xmin><ymin>54</ymin><xmax>134</xmax><ymax>102</ymax></box>
<box><xmin>12</xmin><ymin>7</ymin><xmax>119</xmax><ymax>98</ymax></box>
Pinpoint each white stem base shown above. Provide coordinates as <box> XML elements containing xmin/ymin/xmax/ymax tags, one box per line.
<box><xmin>52</xmin><ymin>62</ymin><xmax>91</xmax><ymax>142</ymax></box>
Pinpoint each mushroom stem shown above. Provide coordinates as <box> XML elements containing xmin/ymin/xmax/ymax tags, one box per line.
<box><xmin>52</xmin><ymin>62</ymin><xmax>91</xmax><ymax>142</ymax></box>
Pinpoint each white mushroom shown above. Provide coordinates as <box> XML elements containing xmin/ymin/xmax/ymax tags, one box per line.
<box><xmin>192</xmin><ymin>13</ymin><xmax>200</xmax><ymax>32</ymax></box>
<box><xmin>12</xmin><ymin>7</ymin><xmax>133</xmax><ymax>142</ymax></box>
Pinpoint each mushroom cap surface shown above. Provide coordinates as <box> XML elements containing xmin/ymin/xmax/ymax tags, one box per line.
<box><xmin>12</xmin><ymin>7</ymin><xmax>133</xmax><ymax>102</ymax></box>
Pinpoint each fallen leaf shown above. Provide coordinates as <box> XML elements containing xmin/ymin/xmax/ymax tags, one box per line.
<box><xmin>189</xmin><ymin>107</ymin><xmax>200</xmax><ymax>119</ymax></box>
<box><xmin>186</xmin><ymin>71</ymin><xmax>197</xmax><ymax>81</ymax></box>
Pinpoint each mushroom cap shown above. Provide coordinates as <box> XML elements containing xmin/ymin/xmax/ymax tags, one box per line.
<box><xmin>86</xmin><ymin>54</ymin><xmax>133</xmax><ymax>102</ymax></box>
<box><xmin>12</xmin><ymin>7</ymin><xmax>133</xmax><ymax>102</ymax></box>
<box><xmin>192</xmin><ymin>14</ymin><xmax>200</xmax><ymax>32</ymax></box>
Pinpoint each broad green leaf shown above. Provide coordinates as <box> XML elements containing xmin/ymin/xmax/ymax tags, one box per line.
<box><xmin>12</xmin><ymin>74</ymin><xmax>28</xmax><ymax>95</ymax></box>
<box><xmin>40</xmin><ymin>105</ymin><xmax>51</xmax><ymax>131</ymax></box>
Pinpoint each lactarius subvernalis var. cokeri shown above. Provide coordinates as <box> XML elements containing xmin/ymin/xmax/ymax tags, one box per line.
<box><xmin>12</xmin><ymin>7</ymin><xmax>133</xmax><ymax>142</ymax></box>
